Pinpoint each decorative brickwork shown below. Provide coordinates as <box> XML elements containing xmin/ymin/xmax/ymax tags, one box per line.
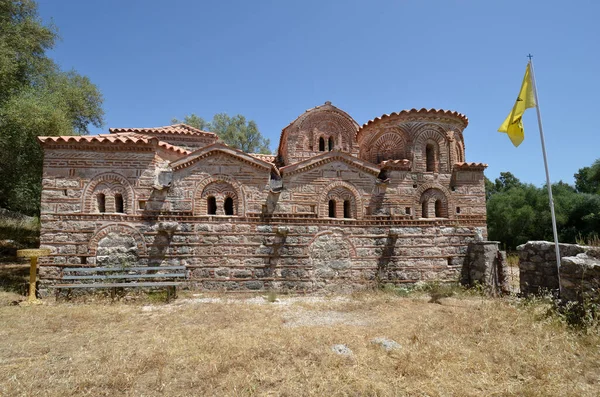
<box><xmin>37</xmin><ymin>102</ymin><xmax>488</xmax><ymax>293</ymax></box>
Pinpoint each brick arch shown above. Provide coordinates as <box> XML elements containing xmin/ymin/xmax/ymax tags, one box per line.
<box><xmin>413</xmin><ymin>127</ymin><xmax>450</xmax><ymax>173</ymax></box>
<box><xmin>318</xmin><ymin>181</ymin><xmax>363</xmax><ymax>219</ymax></box>
<box><xmin>87</xmin><ymin>223</ymin><xmax>147</xmax><ymax>256</ymax></box>
<box><xmin>363</xmin><ymin>131</ymin><xmax>408</xmax><ymax>164</ymax></box>
<box><xmin>192</xmin><ymin>175</ymin><xmax>245</xmax><ymax>216</ymax></box>
<box><xmin>82</xmin><ymin>172</ymin><xmax>134</xmax><ymax>214</ymax></box>
<box><xmin>415</xmin><ymin>183</ymin><xmax>453</xmax><ymax>219</ymax></box>
<box><xmin>306</xmin><ymin>230</ymin><xmax>356</xmax><ymax>257</ymax></box>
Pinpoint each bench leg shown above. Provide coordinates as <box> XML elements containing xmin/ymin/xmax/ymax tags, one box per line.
<box><xmin>166</xmin><ymin>286</ymin><xmax>176</xmax><ymax>303</ymax></box>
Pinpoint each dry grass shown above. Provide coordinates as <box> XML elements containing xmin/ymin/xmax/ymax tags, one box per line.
<box><xmin>1</xmin><ymin>290</ymin><xmax>599</xmax><ymax>397</ymax></box>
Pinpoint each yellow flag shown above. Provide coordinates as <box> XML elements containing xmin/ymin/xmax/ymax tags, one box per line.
<box><xmin>498</xmin><ymin>64</ymin><xmax>537</xmax><ymax>147</ymax></box>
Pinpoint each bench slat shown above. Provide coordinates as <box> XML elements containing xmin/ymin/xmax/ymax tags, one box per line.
<box><xmin>63</xmin><ymin>266</ymin><xmax>186</xmax><ymax>273</ymax></box>
<box><xmin>62</xmin><ymin>273</ymin><xmax>187</xmax><ymax>280</ymax></box>
<box><xmin>50</xmin><ymin>282</ymin><xmax>182</xmax><ymax>289</ymax></box>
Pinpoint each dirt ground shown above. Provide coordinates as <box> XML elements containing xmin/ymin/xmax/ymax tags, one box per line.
<box><xmin>1</xmin><ymin>287</ymin><xmax>599</xmax><ymax>397</ymax></box>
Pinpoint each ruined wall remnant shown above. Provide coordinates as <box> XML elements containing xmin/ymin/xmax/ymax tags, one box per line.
<box><xmin>517</xmin><ymin>241</ymin><xmax>587</xmax><ymax>295</ymax></box>
<box><xmin>560</xmin><ymin>248</ymin><xmax>600</xmax><ymax>303</ymax></box>
<box><xmin>461</xmin><ymin>241</ymin><xmax>509</xmax><ymax>294</ymax></box>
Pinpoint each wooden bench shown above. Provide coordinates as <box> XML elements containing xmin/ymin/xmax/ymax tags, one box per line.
<box><xmin>50</xmin><ymin>265</ymin><xmax>187</xmax><ymax>302</ymax></box>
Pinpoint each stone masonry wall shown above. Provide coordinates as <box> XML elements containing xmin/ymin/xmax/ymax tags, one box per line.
<box><xmin>517</xmin><ymin>241</ymin><xmax>600</xmax><ymax>301</ymax></box>
<box><xmin>38</xmin><ymin>215</ymin><xmax>484</xmax><ymax>293</ymax></box>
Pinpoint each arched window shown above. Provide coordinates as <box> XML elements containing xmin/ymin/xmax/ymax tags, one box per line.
<box><xmin>426</xmin><ymin>143</ymin><xmax>436</xmax><ymax>172</ymax></box>
<box><xmin>435</xmin><ymin>200</ymin><xmax>442</xmax><ymax>218</ymax></box>
<box><xmin>343</xmin><ymin>200</ymin><xmax>351</xmax><ymax>218</ymax></box>
<box><xmin>115</xmin><ymin>193</ymin><xmax>124</xmax><ymax>213</ymax></box>
<box><xmin>207</xmin><ymin>196</ymin><xmax>217</xmax><ymax>215</ymax></box>
<box><xmin>422</xmin><ymin>201</ymin><xmax>428</xmax><ymax>218</ymax></box>
<box><xmin>328</xmin><ymin>137</ymin><xmax>334</xmax><ymax>151</ymax></box>
<box><xmin>224</xmin><ymin>196</ymin><xmax>234</xmax><ymax>216</ymax></box>
<box><xmin>97</xmin><ymin>193</ymin><xmax>106</xmax><ymax>213</ymax></box>
<box><xmin>319</xmin><ymin>137</ymin><xmax>325</xmax><ymax>151</ymax></box>
<box><xmin>328</xmin><ymin>200</ymin><xmax>336</xmax><ymax>218</ymax></box>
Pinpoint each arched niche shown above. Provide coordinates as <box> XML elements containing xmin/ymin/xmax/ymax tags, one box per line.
<box><xmin>318</xmin><ymin>181</ymin><xmax>362</xmax><ymax>219</ymax></box>
<box><xmin>193</xmin><ymin>175</ymin><xmax>245</xmax><ymax>216</ymax></box>
<box><xmin>413</xmin><ymin>127</ymin><xmax>450</xmax><ymax>173</ymax></box>
<box><xmin>82</xmin><ymin>173</ymin><xmax>135</xmax><ymax>214</ymax></box>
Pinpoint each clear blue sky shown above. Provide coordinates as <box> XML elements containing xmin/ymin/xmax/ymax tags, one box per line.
<box><xmin>37</xmin><ymin>0</ymin><xmax>599</xmax><ymax>186</ymax></box>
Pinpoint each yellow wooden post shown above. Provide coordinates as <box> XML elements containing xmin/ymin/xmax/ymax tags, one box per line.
<box><xmin>28</xmin><ymin>256</ymin><xmax>38</xmax><ymax>302</ymax></box>
<box><xmin>17</xmin><ymin>249</ymin><xmax>51</xmax><ymax>303</ymax></box>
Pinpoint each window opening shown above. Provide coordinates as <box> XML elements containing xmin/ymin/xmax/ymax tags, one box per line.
<box><xmin>207</xmin><ymin>196</ymin><xmax>217</xmax><ymax>215</ymax></box>
<box><xmin>115</xmin><ymin>193</ymin><xmax>124</xmax><ymax>213</ymax></box>
<box><xmin>224</xmin><ymin>196</ymin><xmax>234</xmax><ymax>215</ymax></box>
<box><xmin>456</xmin><ymin>206</ymin><xmax>461</xmax><ymax>214</ymax></box>
<box><xmin>435</xmin><ymin>200</ymin><xmax>442</xmax><ymax>217</ymax></box>
<box><xmin>426</xmin><ymin>143</ymin><xmax>435</xmax><ymax>172</ymax></box>
<box><xmin>343</xmin><ymin>200</ymin><xmax>351</xmax><ymax>218</ymax></box>
<box><xmin>328</xmin><ymin>137</ymin><xmax>334</xmax><ymax>151</ymax></box>
<box><xmin>319</xmin><ymin>137</ymin><xmax>325</xmax><ymax>151</ymax></box>
<box><xmin>422</xmin><ymin>201</ymin><xmax>428</xmax><ymax>218</ymax></box>
<box><xmin>405</xmin><ymin>207</ymin><xmax>411</xmax><ymax>215</ymax></box>
<box><xmin>328</xmin><ymin>200</ymin><xmax>336</xmax><ymax>218</ymax></box>
<box><xmin>97</xmin><ymin>193</ymin><xmax>106</xmax><ymax>213</ymax></box>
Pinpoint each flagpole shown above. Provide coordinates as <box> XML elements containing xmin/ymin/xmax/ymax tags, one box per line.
<box><xmin>527</xmin><ymin>55</ymin><xmax>562</xmax><ymax>296</ymax></box>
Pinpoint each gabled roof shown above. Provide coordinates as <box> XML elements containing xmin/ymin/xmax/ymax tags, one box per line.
<box><xmin>170</xmin><ymin>142</ymin><xmax>276</xmax><ymax>173</ymax></box>
<box><xmin>279</xmin><ymin>150</ymin><xmax>380</xmax><ymax>176</ymax></box>
<box><xmin>38</xmin><ymin>134</ymin><xmax>191</xmax><ymax>155</ymax></box>
<box><xmin>109</xmin><ymin>123</ymin><xmax>217</xmax><ymax>139</ymax></box>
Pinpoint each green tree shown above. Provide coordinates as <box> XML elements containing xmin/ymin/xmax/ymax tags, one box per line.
<box><xmin>0</xmin><ymin>0</ymin><xmax>104</xmax><ymax>215</ymax></box>
<box><xmin>171</xmin><ymin>113</ymin><xmax>210</xmax><ymax>131</ymax></box>
<box><xmin>172</xmin><ymin>113</ymin><xmax>271</xmax><ymax>154</ymax></box>
<box><xmin>574</xmin><ymin>159</ymin><xmax>600</xmax><ymax>194</ymax></box>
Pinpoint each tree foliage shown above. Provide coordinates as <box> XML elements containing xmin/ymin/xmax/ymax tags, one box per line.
<box><xmin>172</xmin><ymin>113</ymin><xmax>271</xmax><ymax>154</ymax></box>
<box><xmin>0</xmin><ymin>0</ymin><xmax>104</xmax><ymax>215</ymax></box>
<box><xmin>486</xmin><ymin>163</ymin><xmax>600</xmax><ymax>250</ymax></box>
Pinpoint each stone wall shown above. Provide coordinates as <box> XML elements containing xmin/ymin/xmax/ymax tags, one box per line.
<box><xmin>560</xmin><ymin>248</ymin><xmax>600</xmax><ymax>303</ymax></box>
<box><xmin>38</xmin><ymin>215</ymin><xmax>484</xmax><ymax>293</ymax></box>
<box><xmin>461</xmin><ymin>241</ymin><xmax>509</xmax><ymax>294</ymax></box>
<box><xmin>518</xmin><ymin>241</ymin><xmax>600</xmax><ymax>302</ymax></box>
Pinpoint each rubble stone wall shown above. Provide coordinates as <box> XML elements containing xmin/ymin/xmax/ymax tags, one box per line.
<box><xmin>518</xmin><ymin>241</ymin><xmax>599</xmax><ymax>301</ymax></box>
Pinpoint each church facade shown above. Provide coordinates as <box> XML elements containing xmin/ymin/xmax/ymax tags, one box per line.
<box><xmin>37</xmin><ymin>102</ymin><xmax>487</xmax><ymax>291</ymax></box>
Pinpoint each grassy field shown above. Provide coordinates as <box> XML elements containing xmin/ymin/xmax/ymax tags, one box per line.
<box><xmin>1</xmin><ymin>288</ymin><xmax>599</xmax><ymax>397</ymax></box>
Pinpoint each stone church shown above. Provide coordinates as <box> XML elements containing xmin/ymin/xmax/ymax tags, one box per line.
<box><xmin>38</xmin><ymin>102</ymin><xmax>487</xmax><ymax>291</ymax></box>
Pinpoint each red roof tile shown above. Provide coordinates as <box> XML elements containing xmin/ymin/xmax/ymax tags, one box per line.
<box><xmin>379</xmin><ymin>159</ymin><xmax>412</xmax><ymax>170</ymax></box>
<box><xmin>248</xmin><ymin>153</ymin><xmax>276</xmax><ymax>164</ymax></box>
<box><xmin>454</xmin><ymin>162</ymin><xmax>488</xmax><ymax>170</ymax></box>
<box><xmin>109</xmin><ymin>124</ymin><xmax>217</xmax><ymax>138</ymax></box>
<box><xmin>38</xmin><ymin>134</ymin><xmax>190</xmax><ymax>155</ymax></box>
<box><xmin>360</xmin><ymin>108</ymin><xmax>468</xmax><ymax>129</ymax></box>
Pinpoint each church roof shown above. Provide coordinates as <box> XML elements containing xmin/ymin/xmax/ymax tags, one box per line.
<box><xmin>109</xmin><ymin>123</ymin><xmax>217</xmax><ymax>138</ymax></box>
<box><xmin>38</xmin><ymin>134</ymin><xmax>191</xmax><ymax>155</ymax></box>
